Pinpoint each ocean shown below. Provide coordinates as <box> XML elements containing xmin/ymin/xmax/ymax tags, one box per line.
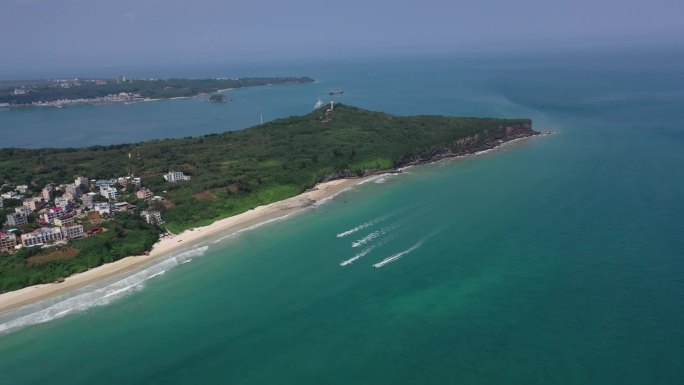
<box><xmin>1</xmin><ymin>50</ymin><xmax>683</xmax><ymax>384</ymax></box>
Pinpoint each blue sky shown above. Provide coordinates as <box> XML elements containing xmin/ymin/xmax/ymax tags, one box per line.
<box><xmin>1</xmin><ymin>0</ymin><xmax>682</xmax><ymax>77</ymax></box>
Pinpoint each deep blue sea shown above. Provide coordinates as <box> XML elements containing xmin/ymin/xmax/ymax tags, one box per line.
<box><xmin>1</xmin><ymin>50</ymin><xmax>683</xmax><ymax>384</ymax></box>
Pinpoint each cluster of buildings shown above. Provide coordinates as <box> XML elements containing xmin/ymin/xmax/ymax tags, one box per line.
<box><xmin>0</xmin><ymin>172</ymin><xmax>180</xmax><ymax>253</ymax></box>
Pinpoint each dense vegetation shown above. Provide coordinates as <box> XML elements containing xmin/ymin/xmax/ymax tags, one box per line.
<box><xmin>1</xmin><ymin>104</ymin><xmax>534</xmax><ymax>235</ymax></box>
<box><xmin>0</xmin><ymin>212</ymin><xmax>159</xmax><ymax>292</ymax></box>
<box><xmin>0</xmin><ymin>77</ymin><xmax>313</xmax><ymax>105</ymax></box>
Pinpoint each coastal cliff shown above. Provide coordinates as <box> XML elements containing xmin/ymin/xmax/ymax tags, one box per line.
<box><xmin>322</xmin><ymin>120</ymin><xmax>538</xmax><ymax>181</ymax></box>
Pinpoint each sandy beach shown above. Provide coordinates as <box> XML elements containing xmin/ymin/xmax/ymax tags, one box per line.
<box><xmin>0</xmin><ymin>177</ymin><xmax>364</xmax><ymax>316</ymax></box>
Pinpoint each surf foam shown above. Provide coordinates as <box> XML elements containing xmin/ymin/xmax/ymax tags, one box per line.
<box><xmin>0</xmin><ymin>245</ymin><xmax>209</xmax><ymax>335</ymax></box>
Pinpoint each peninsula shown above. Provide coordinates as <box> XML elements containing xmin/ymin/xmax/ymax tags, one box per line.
<box><xmin>0</xmin><ymin>76</ymin><xmax>314</xmax><ymax>108</ymax></box>
<box><xmin>0</xmin><ymin>104</ymin><xmax>538</xmax><ymax>295</ymax></box>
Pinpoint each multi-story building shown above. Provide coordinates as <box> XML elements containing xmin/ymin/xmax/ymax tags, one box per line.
<box><xmin>141</xmin><ymin>210</ymin><xmax>163</xmax><ymax>225</ymax></box>
<box><xmin>65</xmin><ymin>184</ymin><xmax>81</xmax><ymax>199</ymax></box>
<box><xmin>0</xmin><ymin>232</ymin><xmax>17</xmax><ymax>252</ymax></box>
<box><xmin>100</xmin><ymin>186</ymin><xmax>118</xmax><ymax>200</ymax></box>
<box><xmin>1</xmin><ymin>191</ymin><xmax>20</xmax><ymax>200</ymax></box>
<box><xmin>44</xmin><ymin>207</ymin><xmax>66</xmax><ymax>223</ymax></box>
<box><xmin>94</xmin><ymin>202</ymin><xmax>111</xmax><ymax>216</ymax></box>
<box><xmin>163</xmin><ymin>171</ymin><xmax>190</xmax><ymax>182</ymax></box>
<box><xmin>15</xmin><ymin>206</ymin><xmax>31</xmax><ymax>217</ymax></box>
<box><xmin>21</xmin><ymin>227</ymin><xmax>64</xmax><ymax>247</ymax></box>
<box><xmin>61</xmin><ymin>225</ymin><xmax>84</xmax><ymax>240</ymax></box>
<box><xmin>23</xmin><ymin>197</ymin><xmax>44</xmax><ymax>211</ymax></box>
<box><xmin>53</xmin><ymin>215</ymin><xmax>76</xmax><ymax>227</ymax></box>
<box><xmin>136</xmin><ymin>188</ymin><xmax>153</xmax><ymax>200</ymax></box>
<box><xmin>95</xmin><ymin>180</ymin><xmax>113</xmax><ymax>188</ymax></box>
<box><xmin>131</xmin><ymin>177</ymin><xmax>142</xmax><ymax>188</ymax></box>
<box><xmin>15</xmin><ymin>185</ymin><xmax>29</xmax><ymax>194</ymax></box>
<box><xmin>42</xmin><ymin>185</ymin><xmax>55</xmax><ymax>201</ymax></box>
<box><xmin>7</xmin><ymin>212</ymin><xmax>28</xmax><ymax>227</ymax></box>
<box><xmin>54</xmin><ymin>196</ymin><xmax>73</xmax><ymax>211</ymax></box>
<box><xmin>82</xmin><ymin>192</ymin><xmax>97</xmax><ymax>209</ymax></box>
<box><xmin>74</xmin><ymin>176</ymin><xmax>89</xmax><ymax>187</ymax></box>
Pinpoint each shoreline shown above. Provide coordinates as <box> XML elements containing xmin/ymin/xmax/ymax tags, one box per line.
<box><xmin>0</xmin><ymin>178</ymin><xmax>363</xmax><ymax>316</ymax></box>
<box><xmin>0</xmin><ymin>129</ymin><xmax>548</xmax><ymax>316</ymax></box>
<box><xmin>2</xmin><ymin>88</ymin><xmax>237</xmax><ymax>110</ymax></box>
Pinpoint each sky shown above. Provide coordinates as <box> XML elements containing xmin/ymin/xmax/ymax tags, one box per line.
<box><xmin>1</xmin><ymin>0</ymin><xmax>683</xmax><ymax>78</ymax></box>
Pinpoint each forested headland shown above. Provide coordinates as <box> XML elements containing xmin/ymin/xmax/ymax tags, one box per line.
<box><xmin>0</xmin><ymin>104</ymin><xmax>537</xmax><ymax>291</ymax></box>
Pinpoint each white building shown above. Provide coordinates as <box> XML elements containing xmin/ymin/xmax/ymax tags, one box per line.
<box><xmin>100</xmin><ymin>186</ymin><xmax>118</xmax><ymax>200</ymax></box>
<box><xmin>15</xmin><ymin>185</ymin><xmax>29</xmax><ymax>194</ymax></box>
<box><xmin>94</xmin><ymin>202</ymin><xmax>111</xmax><ymax>216</ymax></box>
<box><xmin>163</xmin><ymin>171</ymin><xmax>190</xmax><ymax>182</ymax></box>
<box><xmin>1</xmin><ymin>191</ymin><xmax>20</xmax><ymax>200</ymax></box>
<box><xmin>7</xmin><ymin>212</ymin><xmax>28</xmax><ymax>227</ymax></box>
<box><xmin>61</xmin><ymin>225</ymin><xmax>84</xmax><ymax>240</ymax></box>
<box><xmin>55</xmin><ymin>196</ymin><xmax>73</xmax><ymax>211</ymax></box>
<box><xmin>21</xmin><ymin>228</ymin><xmax>64</xmax><ymax>247</ymax></box>
<box><xmin>141</xmin><ymin>210</ymin><xmax>163</xmax><ymax>225</ymax></box>
<box><xmin>0</xmin><ymin>232</ymin><xmax>17</xmax><ymax>252</ymax></box>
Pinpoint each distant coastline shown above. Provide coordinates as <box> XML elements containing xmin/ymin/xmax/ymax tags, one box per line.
<box><xmin>0</xmin><ymin>77</ymin><xmax>313</xmax><ymax>109</ymax></box>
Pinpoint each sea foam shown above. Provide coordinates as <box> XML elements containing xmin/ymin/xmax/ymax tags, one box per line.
<box><xmin>212</xmin><ymin>209</ymin><xmax>306</xmax><ymax>244</ymax></box>
<box><xmin>0</xmin><ymin>245</ymin><xmax>209</xmax><ymax>335</ymax></box>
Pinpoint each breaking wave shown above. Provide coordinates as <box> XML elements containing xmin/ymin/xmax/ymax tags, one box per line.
<box><xmin>0</xmin><ymin>246</ymin><xmax>209</xmax><ymax>336</ymax></box>
<box><xmin>213</xmin><ymin>209</ymin><xmax>306</xmax><ymax>244</ymax></box>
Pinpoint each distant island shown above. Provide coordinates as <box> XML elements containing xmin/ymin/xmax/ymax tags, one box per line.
<box><xmin>208</xmin><ymin>94</ymin><xmax>229</xmax><ymax>103</ymax></box>
<box><xmin>0</xmin><ymin>104</ymin><xmax>538</xmax><ymax>293</ymax></box>
<box><xmin>0</xmin><ymin>76</ymin><xmax>313</xmax><ymax>108</ymax></box>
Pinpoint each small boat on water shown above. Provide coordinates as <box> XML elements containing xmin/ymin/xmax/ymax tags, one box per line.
<box><xmin>329</xmin><ymin>90</ymin><xmax>343</xmax><ymax>95</ymax></box>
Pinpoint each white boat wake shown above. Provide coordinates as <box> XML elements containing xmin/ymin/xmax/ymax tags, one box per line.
<box><xmin>372</xmin><ymin>228</ymin><xmax>443</xmax><ymax>269</ymax></box>
<box><xmin>351</xmin><ymin>224</ymin><xmax>397</xmax><ymax>248</ymax></box>
<box><xmin>336</xmin><ymin>212</ymin><xmax>397</xmax><ymax>238</ymax></box>
<box><xmin>372</xmin><ymin>239</ymin><xmax>426</xmax><ymax>269</ymax></box>
<box><xmin>340</xmin><ymin>236</ymin><xmax>395</xmax><ymax>266</ymax></box>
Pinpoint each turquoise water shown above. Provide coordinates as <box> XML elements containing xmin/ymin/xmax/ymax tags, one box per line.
<box><xmin>1</xmin><ymin>51</ymin><xmax>683</xmax><ymax>384</ymax></box>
